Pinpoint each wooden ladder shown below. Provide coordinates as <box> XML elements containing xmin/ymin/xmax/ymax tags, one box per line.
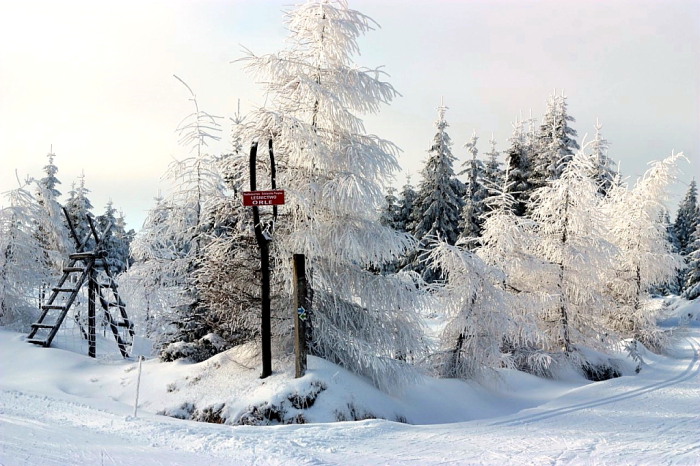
<box><xmin>27</xmin><ymin>210</ymin><xmax>134</xmax><ymax>358</ymax></box>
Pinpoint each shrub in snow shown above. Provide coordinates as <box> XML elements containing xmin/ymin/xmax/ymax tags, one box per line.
<box><xmin>160</xmin><ymin>333</ymin><xmax>231</xmax><ymax>363</ymax></box>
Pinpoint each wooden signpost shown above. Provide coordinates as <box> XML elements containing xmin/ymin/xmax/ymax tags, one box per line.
<box><xmin>247</xmin><ymin>140</ymin><xmax>282</xmax><ymax>379</ymax></box>
<box><xmin>246</xmin><ymin>140</ymin><xmax>309</xmax><ymax>379</ymax></box>
<box><xmin>243</xmin><ymin>139</ymin><xmax>311</xmax><ymax>379</ymax></box>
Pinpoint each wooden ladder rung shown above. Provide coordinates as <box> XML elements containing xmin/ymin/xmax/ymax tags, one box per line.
<box><xmin>31</xmin><ymin>323</ymin><xmax>55</xmax><ymax>329</ymax></box>
<box><xmin>52</xmin><ymin>287</ymin><xmax>76</xmax><ymax>293</ymax></box>
<box><xmin>27</xmin><ymin>339</ymin><xmax>49</xmax><ymax>346</ymax></box>
<box><xmin>69</xmin><ymin>252</ymin><xmax>96</xmax><ymax>259</ymax></box>
<box><xmin>41</xmin><ymin>305</ymin><xmax>65</xmax><ymax>310</ymax></box>
<box><xmin>63</xmin><ymin>267</ymin><xmax>85</xmax><ymax>273</ymax></box>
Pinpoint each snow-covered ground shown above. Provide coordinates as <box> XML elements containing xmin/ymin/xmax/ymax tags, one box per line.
<box><xmin>1</xmin><ymin>299</ymin><xmax>699</xmax><ymax>465</ymax></box>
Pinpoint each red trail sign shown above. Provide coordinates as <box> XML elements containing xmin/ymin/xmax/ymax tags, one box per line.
<box><xmin>243</xmin><ymin>190</ymin><xmax>285</xmax><ymax>206</ymax></box>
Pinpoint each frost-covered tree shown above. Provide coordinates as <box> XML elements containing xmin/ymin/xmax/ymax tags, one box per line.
<box><xmin>34</xmin><ymin>149</ymin><xmax>71</xmax><ymax>275</ymax></box>
<box><xmin>587</xmin><ymin>119</ymin><xmax>616</xmax><ymax>196</ymax></box>
<box><xmin>39</xmin><ymin>148</ymin><xmax>62</xmax><ymax>199</ymax></box>
<box><xmin>458</xmin><ymin>131</ymin><xmax>488</xmax><ymax>248</ymax></box>
<box><xmin>194</xmin><ymin>192</ymin><xmax>264</xmax><ymax>347</ymax></box>
<box><xmin>412</xmin><ymin>103</ymin><xmax>464</xmax><ymax>280</ymax></box>
<box><xmin>481</xmin><ymin>134</ymin><xmax>504</xmax><ymax>209</ymax></box>
<box><xmin>426</xmin><ymin>241</ymin><xmax>515</xmax><ymax>380</ymax></box>
<box><xmin>650</xmin><ymin>210</ymin><xmax>682</xmax><ymax>295</ymax></box>
<box><xmin>683</xmin><ymin>223</ymin><xmax>700</xmax><ymax>300</ymax></box>
<box><xmin>63</xmin><ymin>172</ymin><xmax>94</xmax><ymax>248</ymax></box>
<box><xmin>126</xmin><ymin>78</ymin><xmax>226</xmax><ymax>361</ymax></box>
<box><xmin>236</xmin><ymin>0</ymin><xmax>426</xmax><ymax>390</ymax></box>
<box><xmin>96</xmin><ymin>201</ymin><xmax>133</xmax><ymax>275</ymax></box>
<box><xmin>0</xmin><ymin>179</ymin><xmax>55</xmax><ymax>329</ymax></box>
<box><xmin>478</xmin><ymin>169</ymin><xmax>536</xmax><ymax>291</ymax></box>
<box><xmin>379</xmin><ymin>186</ymin><xmax>401</xmax><ymax>230</ymax></box>
<box><xmin>395</xmin><ymin>178</ymin><xmax>418</xmax><ymax>233</ymax></box>
<box><xmin>121</xmin><ymin>194</ymin><xmax>177</xmax><ymax>340</ymax></box>
<box><xmin>476</xmin><ymin>170</ymin><xmax>551</xmax><ymax>374</ymax></box>
<box><xmin>603</xmin><ymin>153</ymin><xmax>685</xmax><ymax>349</ymax></box>
<box><xmin>194</xmin><ymin>109</ymin><xmax>272</xmax><ymax>350</ymax></box>
<box><xmin>530</xmin><ymin>91</ymin><xmax>579</xmax><ymax>191</ymax></box>
<box><xmin>529</xmin><ymin>149</ymin><xmax>613</xmax><ymax>355</ymax></box>
<box><xmin>674</xmin><ymin>180</ymin><xmax>699</xmax><ymax>256</ymax></box>
<box><xmin>504</xmin><ymin>117</ymin><xmax>533</xmax><ymax>217</ymax></box>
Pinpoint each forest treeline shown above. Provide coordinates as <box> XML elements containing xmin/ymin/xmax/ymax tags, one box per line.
<box><xmin>2</xmin><ymin>0</ymin><xmax>698</xmax><ymax>389</ymax></box>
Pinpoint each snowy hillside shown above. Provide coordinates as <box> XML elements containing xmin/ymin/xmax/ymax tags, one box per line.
<box><xmin>1</xmin><ymin>298</ymin><xmax>698</xmax><ymax>465</ymax></box>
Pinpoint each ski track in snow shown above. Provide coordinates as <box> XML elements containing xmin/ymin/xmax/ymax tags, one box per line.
<box><xmin>1</xmin><ymin>331</ymin><xmax>699</xmax><ymax>464</ymax></box>
<box><xmin>491</xmin><ymin>334</ymin><xmax>700</xmax><ymax>427</ymax></box>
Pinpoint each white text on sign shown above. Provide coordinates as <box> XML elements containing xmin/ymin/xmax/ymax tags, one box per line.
<box><xmin>243</xmin><ymin>190</ymin><xmax>286</xmax><ymax>206</ymax></box>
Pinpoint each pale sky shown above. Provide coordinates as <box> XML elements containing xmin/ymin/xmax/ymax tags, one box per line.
<box><xmin>1</xmin><ymin>0</ymin><xmax>698</xmax><ymax>231</ymax></box>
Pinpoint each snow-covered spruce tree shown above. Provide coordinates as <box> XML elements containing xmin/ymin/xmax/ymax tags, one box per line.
<box><xmin>603</xmin><ymin>153</ymin><xmax>685</xmax><ymax>350</ymax></box>
<box><xmin>426</xmin><ymin>240</ymin><xmax>516</xmax><ymax>380</ymax></box>
<box><xmin>672</xmin><ymin>180</ymin><xmax>698</xmax><ymax>296</ymax></box>
<box><xmin>380</xmin><ymin>178</ymin><xmax>419</xmax><ymax>273</ymax></box>
<box><xmin>379</xmin><ymin>186</ymin><xmax>401</xmax><ymax>230</ymax></box>
<box><xmin>458</xmin><ymin>131</ymin><xmax>488</xmax><ymax>249</ymax></box>
<box><xmin>530</xmin><ymin>91</ymin><xmax>579</xmax><ymax>193</ymax></box>
<box><xmin>412</xmin><ymin>103</ymin><xmax>464</xmax><ymax>281</ymax></box>
<box><xmin>395</xmin><ymin>177</ymin><xmax>418</xmax><ymax>233</ymax></box>
<box><xmin>587</xmin><ymin>119</ymin><xmax>616</xmax><ymax>196</ymax></box>
<box><xmin>377</xmin><ymin>186</ymin><xmax>405</xmax><ymax>274</ymax></box>
<box><xmin>237</xmin><ymin>0</ymin><xmax>426</xmax><ymax>390</ymax></box>
<box><xmin>504</xmin><ymin>117</ymin><xmax>534</xmax><ymax>217</ymax></box>
<box><xmin>0</xmin><ymin>179</ymin><xmax>55</xmax><ymax>329</ymax></box>
<box><xmin>528</xmin><ymin>148</ymin><xmax>615</xmax><ymax>364</ymax></box>
<box><xmin>481</xmin><ymin>134</ymin><xmax>504</xmax><ymax>212</ymax></box>
<box><xmin>674</xmin><ymin>180</ymin><xmax>698</xmax><ymax>256</ymax></box>
<box><xmin>96</xmin><ymin>201</ymin><xmax>132</xmax><ymax>275</ymax></box>
<box><xmin>63</xmin><ymin>172</ymin><xmax>95</xmax><ymax>248</ymax></box>
<box><xmin>683</xmin><ymin>223</ymin><xmax>700</xmax><ymax>300</ymax></box>
<box><xmin>34</xmin><ymin>149</ymin><xmax>71</xmax><ymax>279</ymax></box>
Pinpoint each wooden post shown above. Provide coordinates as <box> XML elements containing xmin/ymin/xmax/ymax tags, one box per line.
<box><xmin>88</xmin><ymin>264</ymin><xmax>96</xmax><ymax>358</ymax></box>
<box><xmin>259</xmin><ymin>240</ymin><xmax>272</xmax><ymax>378</ymax></box>
<box><xmin>293</xmin><ymin>254</ymin><xmax>308</xmax><ymax>378</ymax></box>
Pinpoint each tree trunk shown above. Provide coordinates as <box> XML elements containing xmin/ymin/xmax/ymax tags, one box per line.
<box><xmin>559</xmin><ymin>190</ymin><xmax>572</xmax><ymax>353</ymax></box>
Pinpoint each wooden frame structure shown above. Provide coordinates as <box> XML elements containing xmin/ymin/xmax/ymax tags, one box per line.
<box><xmin>27</xmin><ymin>208</ymin><xmax>134</xmax><ymax>358</ymax></box>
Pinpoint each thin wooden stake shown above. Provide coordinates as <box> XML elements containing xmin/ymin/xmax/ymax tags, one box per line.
<box><xmin>133</xmin><ymin>356</ymin><xmax>143</xmax><ymax>417</ymax></box>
